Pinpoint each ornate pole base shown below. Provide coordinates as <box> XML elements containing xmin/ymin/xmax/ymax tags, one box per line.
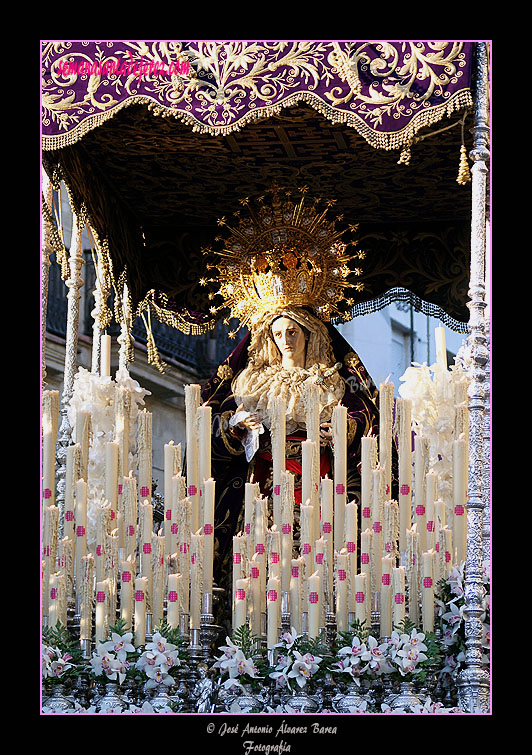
<box><xmin>456</xmin><ymin>666</ymin><xmax>490</xmax><ymax>713</ymax></box>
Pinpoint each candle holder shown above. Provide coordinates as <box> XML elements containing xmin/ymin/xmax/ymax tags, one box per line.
<box><xmin>281</xmin><ymin>591</ymin><xmax>291</xmax><ymax>634</ymax></box>
<box><xmin>325</xmin><ymin>609</ymin><xmax>336</xmax><ymax>647</ymax></box>
<box><xmin>180</xmin><ymin>612</ymin><xmax>190</xmax><ymax>642</ymax></box>
<box><xmin>199</xmin><ymin>592</ymin><xmax>222</xmax><ymax>663</ymax></box>
<box><xmin>371</xmin><ymin>610</ymin><xmax>381</xmax><ymax>636</ymax></box>
<box><xmin>144</xmin><ymin>612</ymin><xmax>153</xmax><ymax>642</ymax></box>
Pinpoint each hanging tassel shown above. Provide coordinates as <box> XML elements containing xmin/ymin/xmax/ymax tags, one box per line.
<box><xmin>141</xmin><ymin>309</ymin><xmax>168</xmax><ymax>374</ymax></box>
<box><xmin>397</xmin><ymin>143</ymin><xmax>411</xmax><ymax>166</ymax></box>
<box><xmin>457</xmin><ymin>144</ymin><xmax>471</xmax><ymax>185</ymax></box>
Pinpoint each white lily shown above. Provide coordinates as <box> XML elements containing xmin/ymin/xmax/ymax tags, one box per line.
<box><xmin>145</xmin><ymin>632</ymin><xmax>178</xmax><ymax>660</ymax></box>
<box><xmin>98</xmin><ymin>631</ymin><xmax>135</xmax><ymax>661</ymax></box>
<box><xmin>275</xmin><ymin>628</ymin><xmax>300</xmax><ymax>650</ymax></box>
<box><xmin>286</xmin><ymin>651</ymin><xmax>322</xmax><ymax>688</ymax></box>
<box><xmin>144</xmin><ymin>665</ymin><xmax>174</xmax><ymax>689</ymax></box>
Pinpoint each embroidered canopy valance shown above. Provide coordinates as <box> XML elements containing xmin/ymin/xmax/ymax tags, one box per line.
<box><xmin>41</xmin><ymin>41</ymin><xmax>477</xmax><ymax>336</ymax></box>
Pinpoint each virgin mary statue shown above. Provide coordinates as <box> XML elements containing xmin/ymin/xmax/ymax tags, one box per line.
<box><xmin>195</xmin><ymin>186</ymin><xmax>388</xmax><ymax>593</ymax></box>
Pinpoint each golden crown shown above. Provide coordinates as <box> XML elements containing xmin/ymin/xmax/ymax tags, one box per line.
<box><xmin>200</xmin><ymin>185</ymin><xmax>366</xmax><ymax>338</ymax></box>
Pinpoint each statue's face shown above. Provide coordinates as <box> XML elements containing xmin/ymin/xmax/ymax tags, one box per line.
<box><xmin>271</xmin><ymin>317</ymin><xmax>307</xmax><ymax>366</ymax></box>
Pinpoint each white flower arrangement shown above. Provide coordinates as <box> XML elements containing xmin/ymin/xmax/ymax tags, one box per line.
<box><xmin>135</xmin><ymin>631</ymin><xmax>182</xmax><ymax>690</ymax></box>
<box><xmin>436</xmin><ymin>560</ymin><xmax>490</xmax><ymax>680</ymax></box>
<box><xmin>67</xmin><ymin>366</ymin><xmax>150</xmax><ymax>546</ymax></box>
<box><xmin>212</xmin><ymin>636</ymin><xmax>260</xmax><ymax>691</ymax></box>
<box><xmin>89</xmin><ymin>631</ymin><xmax>136</xmax><ymax>685</ymax></box>
<box><xmin>42</xmin><ymin>645</ymin><xmax>75</xmax><ymax>680</ymax></box>
<box><xmin>269</xmin><ymin>629</ymin><xmax>325</xmax><ymax>691</ymax></box>
<box><xmin>398</xmin><ymin>356</ymin><xmax>469</xmax><ymax>507</ymax></box>
<box><xmin>386</xmin><ymin>628</ymin><xmax>429</xmax><ymax>678</ymax></box>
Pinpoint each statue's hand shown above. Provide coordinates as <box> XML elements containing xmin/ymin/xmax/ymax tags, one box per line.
<box><xmin>235</xmin><ymin>403</ymin><xmax>263</xmax><ymax>432</ymax></box>
<box><xmin>319</xmin><ymin>422</ymin><xmax>333</xmax><ymax>447</ymax></box>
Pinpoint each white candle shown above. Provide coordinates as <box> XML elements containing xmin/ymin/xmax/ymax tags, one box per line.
<box><xmin>320</xmin><ymin>476</ymin><xmax>334</xmax><ymax>602</ymax></box>
<box><xmin>302</xmin><ymin>439</ymin><xmax>319</xmax><ymax>543</ymax></box>
<box><xmin>290</xmin><ymin>558</ymin><xmax>303</xmax><ymax>636</ymax></box>
<box><xmin>344</xmin><ymin>499</ymin><xmax>358</xmax><ymax>616</ymax></box>
<box><xmin>371</xmin><ymin>466</ymin><xmax>384</xmax><ymax>593</ymax></box>
<box><xmin>42</xmin><ymin>390</ymin><xmax>59</xmax><ymax>509</ymax></box>
<box><xmin>422</xmin><ymin>550</ymin><xmax>435</xmax><ymax>632</ymax></box>
<box><xmin>380</xmin><ymin>554</ymin><xmax>393</xmax><ymax>638</ymax></box>
<box><xmin>440</xmin><ymin>525</ymin><xmax>453</xmax><ymax>579</ymax></box>
<box><xmin>406</xmin><ymin>525</ymin><xmax>420</xmax><ymax>626</ymax></box>
<box><xmin>74</xmin><ymin>479</ymin><xmax>87</xmax><ymax>592</ymax></box>
<box><xmin>232</xmin><ymin>534</ymin><xmax>247</xmax><ymax>629</ymax></box>
<box><xmin>100</xmin><ymin>334</ymin><xmax>111</xmax><ymax>377</ymax></box>
<box><xmin>314</xmin><ymin>536</ymin><xmax>327</xmax><ymax>622</ymax></box>
<box><xmin>361</xmin><ymin>435</ymin><xmax>377</xmax><ymax>532</ymax></box>
<box><xmin>359</xmin><ymin>528</ymin><xmax>373</xmax><ymax>623</ymax></box>
<box><xmin>78</xmin><ymin>553</ymin><xmax>93</xmax><ymax>641</ymax></box>
<box><xmin>56</xmin><ymin>537</ymin><xmax>74</xmax><ymax>603</ymax></box>
<box><xmin>164</xmin><ymin>441</ymin><xmax>181</xmax><ymax>543</ymax></box>
<box><xmin>335</xmin><ymin>550</ymin><xmax>348</xmax><ymax>633</ymax></box>
<box><xmin>383</xmin><ymin>499</ymin><xmax>399</xmax><ymax>559</ymax></box>
<box><xmin>308</xmin><ymin>571</ymin><xmax>321</xmax><ymax>639</ymax></box>
<box><xmin>425</xmin><ymin>471</ymin><xmax>438</xmax><ymax>551</ymax></box>
<box><xmin>354</xmin><ymin>572</ymin><xmax>367</xmax><ymax>627</ymax></box>
<box><xmin>300</xmin><ymin>502</ymin><xmax>315</xmax><ymax>580</ymax></box>
<box><xmin>396</xmin><ymin>398</ymin><xmax>412</xmax><ymax>552</ymax></box>
<box><xmin>197</xmin><ymin>404</ymin><xmax>212</xmax><ymax>506</ymax></box>
<box><xmin>270</xmin><ymin>396</ymin><xmax>286</xmax><ymax>529</ymax></box>
<box><xmin>95</xmin><ymin>579</ymin><xmax>109</xmax><ymax>643</ymax></box>
<box><xmin>379</xmin><ymin>381</ymin><xmax>395</xmax><ymax>499</ymax></box>
<box><xmin>185</xmin><ymin>385</ymin><xmax>201</xmax><ymax>533</ymax></box>
<box><xmin>134</xmin><ymin>576</ymin><xmax>148</xmax><ymax>646</ymax></box>
<box><xmin>139</xmin><ymin>501</ymin><xmax>153</xmax><ymax>611</ymax></box>
<box><xmin>435</xmin><ymin>326</ymin><xmax>447</xmax><ymax>371</ymax></box>
<box><xmin>267</xmin><ymin>576</ymin><xmax>281</xmax><ymax>649</ymax></box>
<box><xmin>43</xmin><ymin>504</ymin><xmax>59</xmax><ymax>617</ymax></box>
<box><xmin>189</xmin><ymin>531</ymin><xmax>203</xmax><ymax>630</ymax></box>
<box><xmin>234</xmin><ymin>577</ymin><xmax>249</xmax><ymax>631</ymax></box>
<box><xmin>176</xmin><ymin>495</ymin><xmax>191</xmax><ymax>615</ymax></box>
<box><xmin>152</xmin><ymin>532</ymin><xmax>165</xmax><ymax>626</ymax></box>
<box><xmin>48</xmin><ymin>572</ymin><xmax>66</xmax><ymax>629</ymax></box>
<box><xmin>105</xmin><ymin>441</ymin><xmax>119</xmax><ymax>522</ymax></box>
<box><xmin>168</xmin><ymin>473</ymin><xmax>185</xmax><ymax>555</ymax></box>
<box><xmin>137</xmin><ymin>409</ymin><xmax>152</xmax><ymax>506</ymax></box>
<box><xmin>64</xmin><ymin>444</ymin><xmax>81</xmax><ymax>542</ymax></box>
<box><xmin>167</xmin><ymin>573</ymin><xmax>182</xmax><ymax>629</ymax></box>
<box><xmin>344</xmin><ymin>500</ymin><xmax>358</xmax><ymax>557</ymax></box>
<box><xmin>250</xmin><ymin>553</ymin><xmax>262</xmax><ymax>638</ymax></box>
<box><xmin>202</xmin><ymin>478</ymin><xmax>215</xmax><ymax>595</ymax></box>
<box><xmin>120</xmin><ymin>558</ymin><xmax>134</xmax><ymax>630</ymax></box>
<box><xmin>267</xmin><ymin>526</ymin><xmax>281</xmax><ymax>581</ymax></box>
<box><xmin>332</xmin><ymin>403</ymin><xmax>348</xmax><ymax>551</ymax></box>
<box><xmin>453</xmin><ymin>437</ymin><xmax>468</xmax><ymax>565</ymax></box>
<box><xmin>392</xmin><ymin>566</ymin><xmax>406</xmax><ymax>628</ymax></box>
<box><xmin>245</xmin><ymin>480</ymin><xmax>260</xmax><ymax>560</ymax></box>
<box><xmin>122</xmin><ymin>474</ymin><xmax>137</xmax><ymax>561</ymax></box>
<box><xmin>280</xmin><ymin>471</ymin><xmax>294</xmax><ymax>595</ymax></box>
<box><xmin>75</xmin><ymin>410</ymin><xmax>91</xmax><ymax>482</ymax></box>
<box><xmin>94</xmin><ymin>504</ymin><xmax>107</xmax><ymax>584</ymax></box>
<box><xmin>304</xmin><ymin>382</ymin><xmax>321</xmax><ymax>446</ymax></box>
<box><xmin>434</xmin><ymin>499</ymin><xmax>446</xmax><ymax>585</ymax></box>
<box><xmin>115</xmin><ymin>386</ymin><xmax>131</xmax><ymax>479</ymax></box>
<box><xmin>414</xmin><ymin>435</ymin><xmax>429</xmax><ymax>552</ymax></box>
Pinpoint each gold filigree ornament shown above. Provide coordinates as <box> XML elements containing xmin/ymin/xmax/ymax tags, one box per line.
<box><xmin>200</xmin><ymin>185</ymin><xmax>366</xmax><ymax>338</ymax></box>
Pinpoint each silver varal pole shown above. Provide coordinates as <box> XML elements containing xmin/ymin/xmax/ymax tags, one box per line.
<box><xmin>457</xmin><ymin>40</ymin><xmax>491</xmax><ymax>713</ymax></box>
<box><xmin>55</xmin><ymin>208</ymin><xmax>85</xmax><ymax>537</ymax></box>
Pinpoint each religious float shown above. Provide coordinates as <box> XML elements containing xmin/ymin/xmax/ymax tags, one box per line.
<box><xmin>40</xmin><ymin>40</ymin><xmax>491</xmax><ymax>715</ymax></box>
